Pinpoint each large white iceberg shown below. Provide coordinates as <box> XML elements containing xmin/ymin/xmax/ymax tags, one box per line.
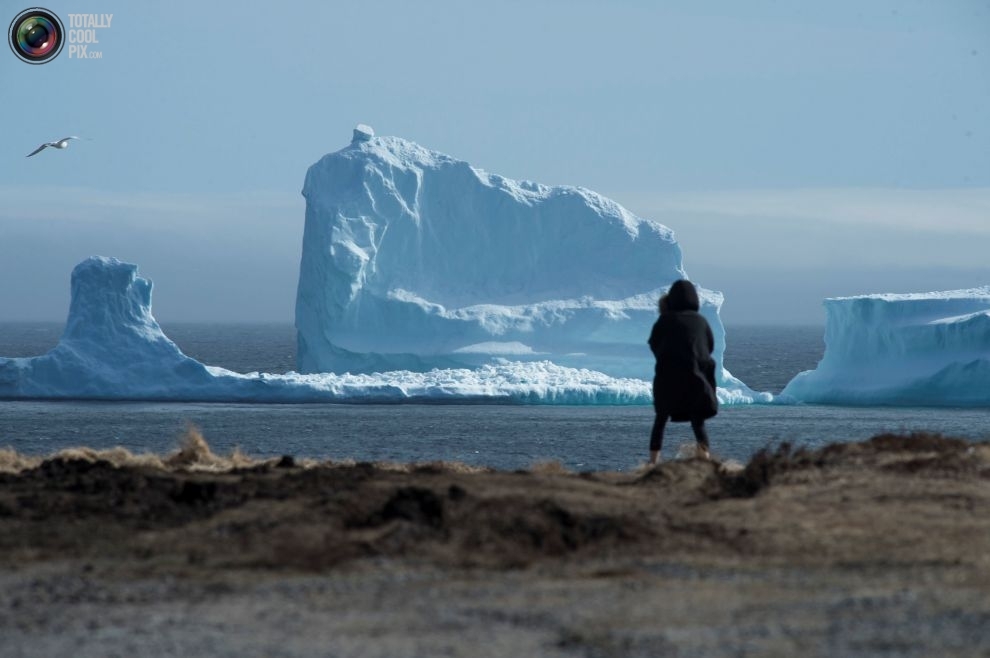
<box><xmin>0</xmin><ymin>128</ymin><xmax>769</xmax><ymax>405</ymax></box>
<box><xmin>0</xmin><ymin>257</ymin><xmax>656</xmax><ymax>403</ymax></box>
<box><xmin>782</xmin><ymin>288</ymin><xmax>990</xmax><ymax>406</ymax></box>
<box><xmin>297</xmin><ymin>125</ymin><xmax>764</xmax><ymax>402</ymax></box>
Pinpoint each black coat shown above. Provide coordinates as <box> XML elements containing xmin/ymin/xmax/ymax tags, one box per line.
<box><xmin>648</xmin><ymin>281</ymin><xmax>718</xmax><ymax>422</ymax></box>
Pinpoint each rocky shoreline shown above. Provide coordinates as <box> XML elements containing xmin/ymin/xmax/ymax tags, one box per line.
<box><xmin>1</xmin><ymin>433</ymin><xmax>988</xmax><ymax>656</ymax></box>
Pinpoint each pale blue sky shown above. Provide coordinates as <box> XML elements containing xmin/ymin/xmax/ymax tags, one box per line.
<box><xmin>1</xmin><ymin>0</ymin><xmax>987</xmax><ymax>323</ymax></box>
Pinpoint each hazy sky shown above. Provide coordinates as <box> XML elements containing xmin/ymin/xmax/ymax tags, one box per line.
<box><xmin>1</xmin><ymin>0</ymin><xmax>987</xmax><ymax>325</ymax></box>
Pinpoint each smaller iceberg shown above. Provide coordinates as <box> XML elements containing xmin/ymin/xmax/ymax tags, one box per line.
<box><xmin>782</xmin><ymin>288</ymin><xmax>990</xmax><ymax>406</ymax></box>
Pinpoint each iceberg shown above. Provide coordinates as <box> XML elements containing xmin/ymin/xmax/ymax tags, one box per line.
<box><xmin>297</xmin><ymin>126</ymin><xmax>766</xmax><ymax>403</ymax></box>
<box><xmin>0</xmin><ymin>129</ymin><xmax>768</xmax><ymax>405</ymax></box>
<box><xmin>781</xmin><ymin>288</ymin><xmax>990</xmax><ymax>406</ymax></box>
<box><xmin>0</xmin><ymin>257</ymin><xmax>655</xmax><ymax>403</ymax></box>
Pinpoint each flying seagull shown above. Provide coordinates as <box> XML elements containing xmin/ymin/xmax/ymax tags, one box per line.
<box><xmin>26</xmin><ymin>136</ymin><xmax>84</xmax><ymax>157</ymax></box>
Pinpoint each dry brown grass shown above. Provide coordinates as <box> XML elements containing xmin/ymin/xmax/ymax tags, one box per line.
<box><xmin>164</xmin><ymin>424</ymin><xmax>256</xmax><ymax>472</ymax></box>
<box><xmin>528</xmin><ymin>460</ymin><xmax>571</xmax><ymax>475</ymax></box>
<box><xmin>0</xmin><ymin>447</ymin><xmax>40</xmax><ymax>474</ymax></box>
<box><xmin>0</xmin><ymin>425</ymin><xmax>490</xmax><ymax>476</ymax></box>
<box><xmin>0</xmin><ymin>424</ymin><xmax>266</xmax><ymax>474</ymax></box>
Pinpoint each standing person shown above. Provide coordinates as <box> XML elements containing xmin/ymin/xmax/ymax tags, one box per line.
<box><xmin>647</xmin><ymin>279</ymin><xmax>718</xmax><ymax>464</ymax></box>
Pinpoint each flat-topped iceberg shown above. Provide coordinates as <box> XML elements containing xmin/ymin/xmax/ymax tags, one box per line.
<box><xmin>782</xmin><ymin>288</ymin><xmax>990</xmax><ymax>406</ymax></box>
<box><xmin>0</xmin><ymin>257</ymin><xmax>655</xmax><ymax>403</ymax></box>
<box><xmin>297</xmin><ymin>126</ymin><xmax>765</xmax><ymax>402</ymax></box>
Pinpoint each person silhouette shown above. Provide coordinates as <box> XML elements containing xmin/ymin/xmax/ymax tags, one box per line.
<box><xmin>647</xmin><ymin>279</ymin><xmax>718</xmax><ymax>464</ymax></box>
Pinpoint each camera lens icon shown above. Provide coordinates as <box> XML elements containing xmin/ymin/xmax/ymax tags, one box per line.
<box><xmin>9</xmin><ymin>8</ymin><xmax>64</xmax><ymax>64</ymax></box>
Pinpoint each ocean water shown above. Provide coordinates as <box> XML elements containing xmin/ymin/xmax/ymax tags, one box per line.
<box><xmin>2</xmin><ymin>323</ymin><xmax>989</xmax><ymax>471</ymax></box>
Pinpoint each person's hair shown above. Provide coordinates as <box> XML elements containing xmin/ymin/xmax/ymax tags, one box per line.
<box><xmin>658</xmin><ymin>294</ymin><xmax>669</xmax><ymax>314</ymax></box>
<box><xmin>666</xmin><ymin>280</ymin><xmax>700</xmax><ymax>312</ymax></box>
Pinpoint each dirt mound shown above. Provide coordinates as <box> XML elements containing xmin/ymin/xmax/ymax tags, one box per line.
<box><xmin>712</xmin><ymin>432</ymin><xmax>989</xmax><ymax>498</ymax></box>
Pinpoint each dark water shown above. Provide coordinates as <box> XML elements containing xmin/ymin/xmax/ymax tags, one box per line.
<box><xmin>722</xmin><ymin>325</ymin><xmax>825</xmax><ymax>394</ymax></box>
<box><xmin>2</xmin><ymin>323</ymin><xmax>989</xmax><ymax>470</ymax></box>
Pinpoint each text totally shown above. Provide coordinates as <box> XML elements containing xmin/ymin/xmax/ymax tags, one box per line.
<box><xmin>66</xmin><ymin>13</ymin><xmax>112</xmax><ymax>60</ymax></box>
<box><xmin>67</xmin><ymin>14</ymin><xmax>113</xmax><ymax>29</ymax></box>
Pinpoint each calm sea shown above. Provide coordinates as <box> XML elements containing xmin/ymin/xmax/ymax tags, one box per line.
<box><xmin>1</xmin><ymin>323</ymin><xmax>988</xmax><ymax>470</ymax></box>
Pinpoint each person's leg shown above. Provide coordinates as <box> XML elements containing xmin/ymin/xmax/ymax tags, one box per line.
<box><xmin>649</xmin><ymin>413</ymin><xmax>668</xmax><ymax>464</ymax></box>
<box><xmin>690</xmin><ymin>418</ymin><xmax>711</xmax><ymax>460</ymax></box>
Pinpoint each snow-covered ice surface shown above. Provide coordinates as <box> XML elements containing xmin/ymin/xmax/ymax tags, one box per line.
<box><xmin>782</xmin><ymin>288</ymin><xmax>990</xmax><ymax>406</ymax></box>
<box><xmin>297</xmin><ymin>126</ymin><xmax>766</xmax><ymax>403</ymax></box>
<box><xmin>0</xmin><ymin>257</ymin><xmax>655</xmax><ymax>403</ymax></box>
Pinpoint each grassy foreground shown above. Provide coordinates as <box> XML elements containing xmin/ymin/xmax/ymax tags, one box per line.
<box><xmin>0</xmin><ymin>430</ymin><xmax>987</xmax><ymax>656</ymax></box>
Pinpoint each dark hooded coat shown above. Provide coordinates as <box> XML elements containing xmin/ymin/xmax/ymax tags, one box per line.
<box><xmin>648</xmin><ymin>280</ymin><xmax>718</xmax><ymax>422</ymax></box>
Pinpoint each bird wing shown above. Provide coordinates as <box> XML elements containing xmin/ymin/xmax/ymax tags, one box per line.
<box><xmin>58</xmin><ymin>136</ymin><xmax>81</xmax><ymax>143</ymax></box>
<box><xmin>26</xmin><ymin>144</ymin><xmax>50</xmax><ymax>157</ymax></box>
